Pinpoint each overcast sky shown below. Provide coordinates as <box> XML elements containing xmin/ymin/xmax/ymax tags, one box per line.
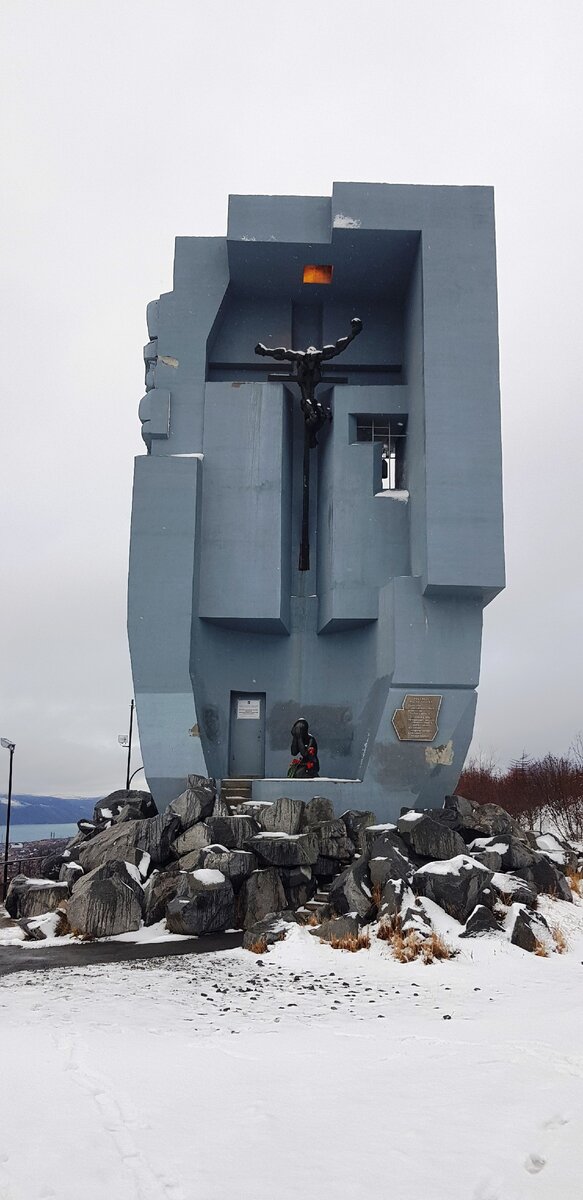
<box><xmin>1</xmin><ymin>0</ymin><xmax>582</xmax><ymax>798</ymax></box>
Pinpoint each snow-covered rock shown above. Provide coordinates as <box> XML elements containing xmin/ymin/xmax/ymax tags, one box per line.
<box><xmin>6</xmin><ymin>876</ymin><xmax>69</xmax><ymax>920</ymax></box>
<box><xmin>328</xmin><ymin>857</ymin><xmax>374</xmax><ymax>921</ymax></box>
<box><xmin>413</xmin><ymin>855</ymin><xmax>493</xmax><ymax>923</ymax></box>
<box><xmin>460</xmin><ymin>905</ymin><xmax>500</xmax><ymax>938</ymax></box>
<box><xmin>77</xmin><ymin>811</ymin><xmax>181</xmax><ymax>872</ymax></box>
<box><xmin>205</xmin><ymin>815</ymin><xmax>260</xmax><ymax>850</ymax></box>
<box><xmin>243</xmin><ymin>910</ymin><xmax>296</xmax><ymax>950</ymax></box>
<box><xmin>248</xmin><ymin>831</ymin><xmax>319</xmax><ymax>869</ymax></box>
<box><xmin>398</xmin><ymin>812</ymin><xmax>466</xmax><ymax>861</ymax></box>
<box><xmin>166</xmin><ymin>870</ymin><xmax>235</xmax><ymax>935</ymax></box>
<box><xmin>340</xmin><ymin>810</ymin><xmax>376</xmax><ymax>853</ymax></box>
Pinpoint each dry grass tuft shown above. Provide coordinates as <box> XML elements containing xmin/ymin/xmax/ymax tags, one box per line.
<box><xmin>306</xmin><ymin>913</ymin><xmax>320</xmax><ymax>927</ymax></box>
<box><xmin>246</xmin><ymin>935</ymin><xmax>269</xmax><ymax>954</ymax></box>
<box><xmin>371</xmin><ymin>883</ymin><xmax>383</xmax><ymax>911</ymax></box>
<box><xmin>377</xmin><ymin>917</ymin><xmax>455</xmax><ymax>964</ymax></box>
<box><xmin>328</xmin><ymin>932</ymin><xmax>371</xmax><ymax>952</ymax></box>
<box><xmin>54</xmin><ymin>907</ymin><xmax>71</xmax><ymax>937</ymax></box>
<box><xmin>552</xmin><ymin>924</ymin><xmax>568</xmax><ymax>954</ymax></box>
<box><xmin>566</xmin><ymin>868</ymin><xmax>583</xmax><ymax>897</ymax></box>
<box><xmin>377</xmin><ymin>914</ymin><xmax>399</xmax><ymax>942</ymax></box>
<box><xmin>534</xmin><ymin>939</ymin><xmax>549</xmax><ymax>957</ymax></box>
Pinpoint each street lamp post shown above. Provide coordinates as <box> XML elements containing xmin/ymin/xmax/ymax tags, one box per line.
<box><xmin>1</xmin><ymin>738</ymin><xmax>15</xmax><ymax>901</ymax></box>
<box><xmin>118</xmin><ymin>700</ymin><xmax>135</xmax><ymax>791</ymax></box>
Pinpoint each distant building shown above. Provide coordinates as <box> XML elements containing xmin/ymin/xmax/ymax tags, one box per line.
<box><xmin>128</xmin><ymin>183</ymin><xmax>505</xmax><ymax>818</ymax></box>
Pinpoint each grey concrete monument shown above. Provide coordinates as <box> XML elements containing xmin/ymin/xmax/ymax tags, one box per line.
<box><xmin>128</xmin><ymin>182</ymin><xmax>505</xmax><ymax>819</ymax></box>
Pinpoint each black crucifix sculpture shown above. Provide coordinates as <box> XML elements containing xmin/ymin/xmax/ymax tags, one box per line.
<box><xmin>255</xmin><ymin>317</ymin><xmax>363</xmax><ymax>570</ymax></box>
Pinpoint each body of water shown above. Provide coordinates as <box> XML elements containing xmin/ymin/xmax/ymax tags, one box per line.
<box><xmin>1</xmin><ymin>823</ymin><xmax>79</xmax><ymax>845</ymax></box>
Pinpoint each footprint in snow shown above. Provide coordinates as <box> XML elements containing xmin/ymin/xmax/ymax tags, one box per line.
<box><xmin>524</xmin><ymin>1153</ymin><xmax>546</xmax><ymax>1174</ymax></box>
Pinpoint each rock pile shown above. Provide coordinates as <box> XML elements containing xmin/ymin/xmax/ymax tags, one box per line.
<box><xmin>3</xmin><ymin>783</ymin><xmax>579</xmax><ymax>954</ymax></box>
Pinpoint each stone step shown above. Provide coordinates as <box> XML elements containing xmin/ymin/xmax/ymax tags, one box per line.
<box><xmin>220</xmin><ymin>777</ymin><xmax>254</xmax><ymax>808</ymax></box>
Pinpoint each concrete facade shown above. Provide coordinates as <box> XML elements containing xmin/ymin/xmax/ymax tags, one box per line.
<box><xmin>128</xmin><ymin>183</ymin><xmax>505</xmax><ymax>820</ymax></box>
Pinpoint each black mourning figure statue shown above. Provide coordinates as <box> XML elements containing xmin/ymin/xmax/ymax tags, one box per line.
<box><xmin>288</xmin><ymin>718</ymin><xmax>320</xmax><ymax>779</ymax></box>
<box><xmin>255</xmin><ymin>317</ymin><xmax>363</xmax><ymax>447</ymax></box>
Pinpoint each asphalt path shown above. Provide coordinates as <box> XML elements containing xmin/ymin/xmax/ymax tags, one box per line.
<box><xmin>0</xmin><ymin>931</ymin><xmax>244</xmax><ymax>977</ymax></box>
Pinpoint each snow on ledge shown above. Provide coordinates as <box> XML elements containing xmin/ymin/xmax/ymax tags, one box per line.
<box><xmin>374</xmin><ymin>490</ymin><xmax>409</xmax><ymax>502</ymax></box>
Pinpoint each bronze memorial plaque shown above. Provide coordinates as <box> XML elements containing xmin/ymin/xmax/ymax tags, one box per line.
<box><xmin>392</xmin><ymin>694</ymin><xmax>442</xmax><ymax>742</ymax></box>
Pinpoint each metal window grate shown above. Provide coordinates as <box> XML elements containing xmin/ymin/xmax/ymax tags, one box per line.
<box><xmin>355</xmin><ymin>415</ymin><xmax>407</xmax><ymax>489</ymax></box>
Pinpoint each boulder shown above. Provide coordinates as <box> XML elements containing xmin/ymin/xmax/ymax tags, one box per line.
<box><xmin>243</xmin><ymin>911</ymin><xmax>296</xmax><ymax>950</ymax></box>
<box><xmin>507</xmin><ymin>903</ymin><xmax>550</xmax><ymax>953</ymax></box>
<box><xmin>259</xmin><ymin>797</ymin><xmax>305</xmax><ymax>836</ymax></box>
<box><xmin>397</xmin><ymin>812</ymin><xmax>467</xmax><ymax>861</ymax></box>
<box><xmin>278</xmin><ymin>866</ymin><xmax>316</xmax><ymax>908</ymax></box>
<box><xmin>533</xmin><ymin>833</ymin><xmax>578</xmax><ymax>871</ymax></box>
<box><xmin>5</xmin><ymin>876</ymin><xmax>69</xmax><ymax>920</ymax></box>
<box><xmin>187</xmin><ymin>773</ymin><xmax>216</xmax><ymax>794</ymax></box>
<box><xmin>66</xmin><ymin>867</ymin><xmax>143</xmax><ymax>937</ymax></box>
<box><xmin>328</xmin><ymin>857</ymin><xmax>374</xmax><ymax>922</ymax></box>
<box><xmin>167</xmin><ymin>785</ymin><xmax>215</xmax><ymax>832</ymax></box>
<box><xmin>469</xmin><ymin>835</ymin><xmax>535</xmax><ymax>873</ymax></box>
<box><xmin>59</xmin><ymin>861</ymin><xmax>84</xmax><ymax>890</ymax></box>
<box><xmin>470</xmin><ymin>849</ymin><xmax>503</xmax><ymax>872</ymax></box>
<box><xmin>72</xmin><ymin>859</ymin><xmax>145</xmax><ymax>905</ymax></box>
<box><xmin>400</xmin><ymin>898</ymin><xmax>432</xmax><ymax>937</ymax></box>
<box><xmin>413</xmin><ymin>855</ymin><xmax>493</xmax><ymax>923</ymax></box>
<box><xmin>490</xmin><ymin>872</ymin><xmax>538</xmax><ymax>908</ymax></box>
<box><xmin>302</xmin><ymin>796</ymin><xmax>335</xmax><ymax>828</ymax></box>
<box><xmin>363</xmin><ymin>823</ymin><xmax>400</xmax><ymax>855</ymax></box>
<box><xmin>236</xmin><ymin>868</ymin><xmax>287</xmax><ymax>930</ymax></box>
<box><xmin>77</xmin><ymin>812</ymin><xmax>181</xmax><ymax>873</ymax></box>
<box><xmin>143</xmin><ymin>863</ymin><xmax>181</xmax><ymax>925</ymax></box>
<box><xmin>369</xmin><ymin>843</ymin><xmax>411</xmax><ymax>888</ymax></box>
<box><xmin>460</xmin><ymin>905</ymin><xmax>501</xmax><ymax>938</ymax></box>
<box><xmin>248</xmin><ymin>832</ymin><xmax>319</xmax><ymax>869</ymax></box>
<box><xmin>517</xmin><ymin>854</ymin><xmax>572</xmax><ymax>902</ymax></box>
<box><xmin>40</xmin><ymin>848</ymin><xmax>74</xmax><ymax>880</ymax></box>
<box><xmin>171</xmin><ymin>823</ymin><xmax>212</xmax><ymax>859</ymax></box>
<box><xmin>210</xmin><ymin>793</ymin><xmax>231</xmax><ymax>818</ymax></box>
<box><xmin>442</xmin><ymin>795</ymin><xmax>525</xmax><ymax>842</ymax></box>
<box><xmin>379</xmin><ymin>877</ymin><xmax>410</xmax><ymax>919</ymax></box>
<box><xmin>199</xmin><ymin>847</ymin><xmax>258</xmax><ymax>888</ymax></box>
<box><xmin>311</xmin><ymin>819</ymin><xmax>354</xmax><ymax>862</ymax></box>
<box><xmin>310</xmin><ymin>913</ymin><xmax>362</xmax><ymax>942</ymax></box>
<box><xmin>205</xmin><ymin>815</ymin><xmax>260</xmax><ymax>850</ymax></box>
<box><xmin>340</xmin><ymin>810</ymin><xmax>376</xmax><ymax>853</ymax></box>
<box><xmin>167</xmin><ymin>869</ymin><xmax>235</xmax><ymax>935</ymax></box>
<box><xmin>93</xmin><ymin>789</ymin><xmax>157</xmax><ymax>823</ymax></box>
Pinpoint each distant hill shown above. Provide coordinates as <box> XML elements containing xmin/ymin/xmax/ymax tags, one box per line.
<box><xmin>0</xmin><ymin>795</ymin><xmax>97</xmax><ymax>825</ymax></box>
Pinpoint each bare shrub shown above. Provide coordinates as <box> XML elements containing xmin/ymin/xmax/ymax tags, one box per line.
<box><xmin>328</xmin><ymin>932</ymin><xmax>370</xmax><ymax>952</ymax></box>
<box><xmin>457</xmin><ymin>744</ymin><xmax>583</xmax><ymax>838</ymax></box>
<box><xmin>54</xmin><ymin>906</ymin><xmax>71</xmax><ymax>937</ymax></box>
<box><xmin>566</xmin><ymin>868</ymin><xmax>583</xmax><ymax>897</ymax></box>
<box><xmin>377</xmin><ymin>917</ymin><xmax>454</xmax><ymax>964</ymax></box>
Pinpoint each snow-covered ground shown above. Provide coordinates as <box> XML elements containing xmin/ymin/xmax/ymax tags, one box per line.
<box><xmin>1</xmin><ymin>898</ymin><xmax>583</xmax><ymax>1200</ymax></box>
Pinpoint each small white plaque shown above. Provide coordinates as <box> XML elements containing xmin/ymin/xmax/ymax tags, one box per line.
<box><xmin>237</xmin><ymin>699</ymin><xmax>261</xmax><ymax>720</ymax></box>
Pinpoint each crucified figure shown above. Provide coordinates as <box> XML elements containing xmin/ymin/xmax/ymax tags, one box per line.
<box><xmin>255</xmin><ymin>317</ymin><xmax>362</xmax><ymax>447</ymax></box>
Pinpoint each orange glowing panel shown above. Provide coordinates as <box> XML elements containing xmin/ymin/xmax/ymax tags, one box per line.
<box><xmin>302</xmin><ymin>264</ymin><xmax>333</xmax><ymax>285</ymax></box>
